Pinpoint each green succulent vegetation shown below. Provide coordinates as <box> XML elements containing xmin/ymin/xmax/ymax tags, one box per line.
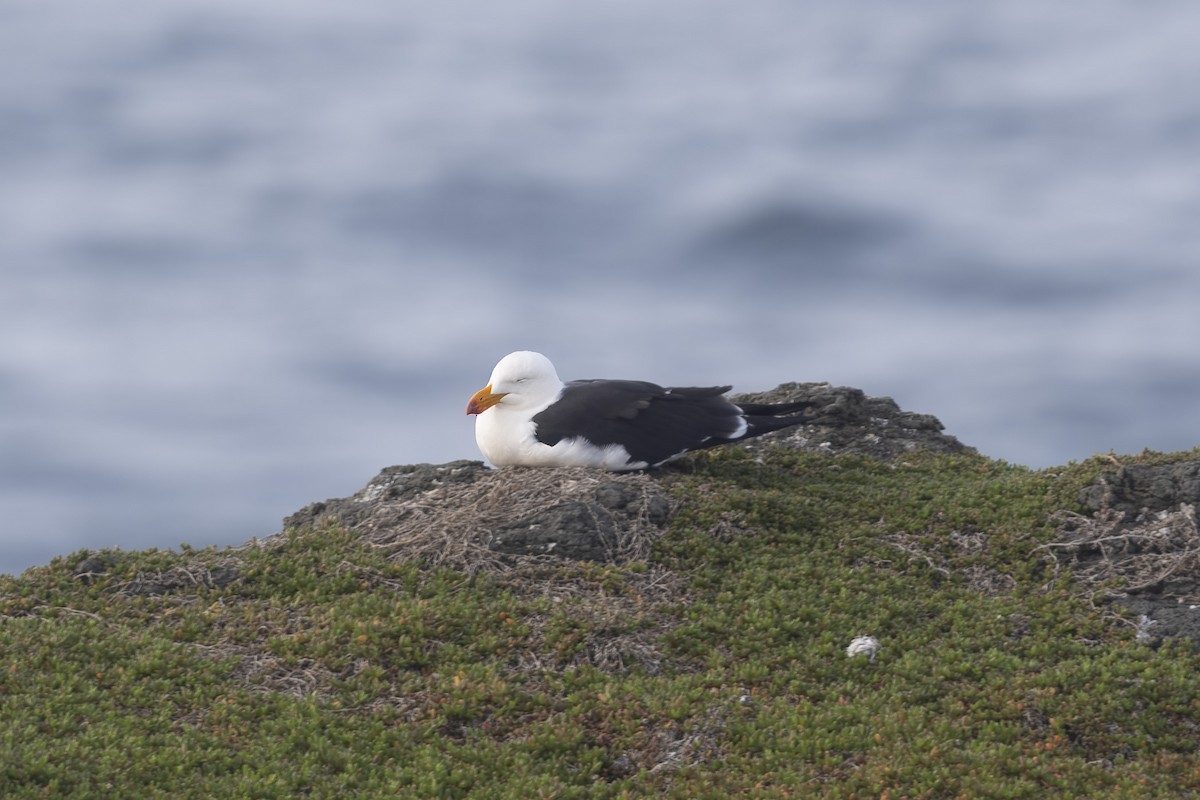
<box><xmin>3</xmin><ymin>447</ymin><xmax>1200</xmax><ymax>798</ymax></box>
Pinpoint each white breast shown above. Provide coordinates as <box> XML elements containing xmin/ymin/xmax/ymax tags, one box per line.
<box><xmin>475</xmin><ymin>405</ymin><xmax>643</xmax><ymax>470</ymax></box>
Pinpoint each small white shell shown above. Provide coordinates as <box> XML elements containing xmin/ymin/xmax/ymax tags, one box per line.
<box><xmin>846</xmin><ymin>635</ymin><xmax>881</xmax><ymax>661</ymax></box>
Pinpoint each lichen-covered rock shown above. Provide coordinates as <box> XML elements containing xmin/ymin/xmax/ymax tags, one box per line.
<box><xmin>1060</xmin><ymin>460</ymin><xmax>1200</xmax><ymax>646</ymax></box>
<box><xmin>282</xmin><ymin>460</ymin><xmax>486</xmax><ymax>533</ymax></box>
<box><xmin>732</xmin><ymin>382</ymin><xmax>975</xmax><ymax>461</ymax></box>
<box><xmin>1078</xmin><ymin>461</ymin><xmax>1200</xmax><ymax>520</ymax></box>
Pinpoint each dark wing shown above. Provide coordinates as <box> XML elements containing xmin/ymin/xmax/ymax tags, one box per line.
<box><xmin>531</xmin><ymin>379</ymin><xmax>751</xmax><ymax>466</ymax></box>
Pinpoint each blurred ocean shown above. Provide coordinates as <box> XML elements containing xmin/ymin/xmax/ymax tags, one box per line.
<box><xmin>3</xmin><ymin>0</ymin><xmax>1199</xmax><ymax>574</ymax></box>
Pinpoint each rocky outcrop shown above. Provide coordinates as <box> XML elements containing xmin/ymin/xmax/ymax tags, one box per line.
<box><xmin>1077</xmin><ymin>461</ymin><xmax>1200</xmax><ymax>520</ymax></box>
<box><xmin>732</xmin><ymin>382</ymin><xmax>975</xmax><ymax>461</ymax></box>
<box><xmin>1062</xmin><ymin>460</ymin><xmax>1200</xmax><ymax>646</ymax></box>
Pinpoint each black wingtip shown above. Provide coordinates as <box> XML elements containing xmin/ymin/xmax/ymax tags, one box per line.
<box><xmin>734</xmin><ymin>399</ymin><xmax>817</xmax><ymax>417</ymax></box>
<box><xmin>742</xmin><ymin>412</ymin><xmax>813</xmax><ymax>439</ymax></box>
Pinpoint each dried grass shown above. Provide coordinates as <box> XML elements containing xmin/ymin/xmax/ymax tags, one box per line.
<box><xmin>612</xmin><ymin>696</ymin><xmax>744</xmax><ymax>778</ymax></box>
<box><xmin>877</xmin><ymin>528</ymin><xmax>1016</xmax><ymax>597</ymax></box>
<box><xmin>505</xmin><ymin>563</ymin><xmax>688</xmax><ymax>676</ymax></box>
<box><xmin>1041</xmin><ymin>503</ymin><xmax>1200</xmax><ymax>599</ymax></box>
<box><xmin>355</xmin><ymin>467</ymin><xmax>673</xmax><ymax>574</ymax></box>
<box><xmin>115</xmin><ymin>559</ymin><xmax>240</xmax><ymax>597</ymax></box>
